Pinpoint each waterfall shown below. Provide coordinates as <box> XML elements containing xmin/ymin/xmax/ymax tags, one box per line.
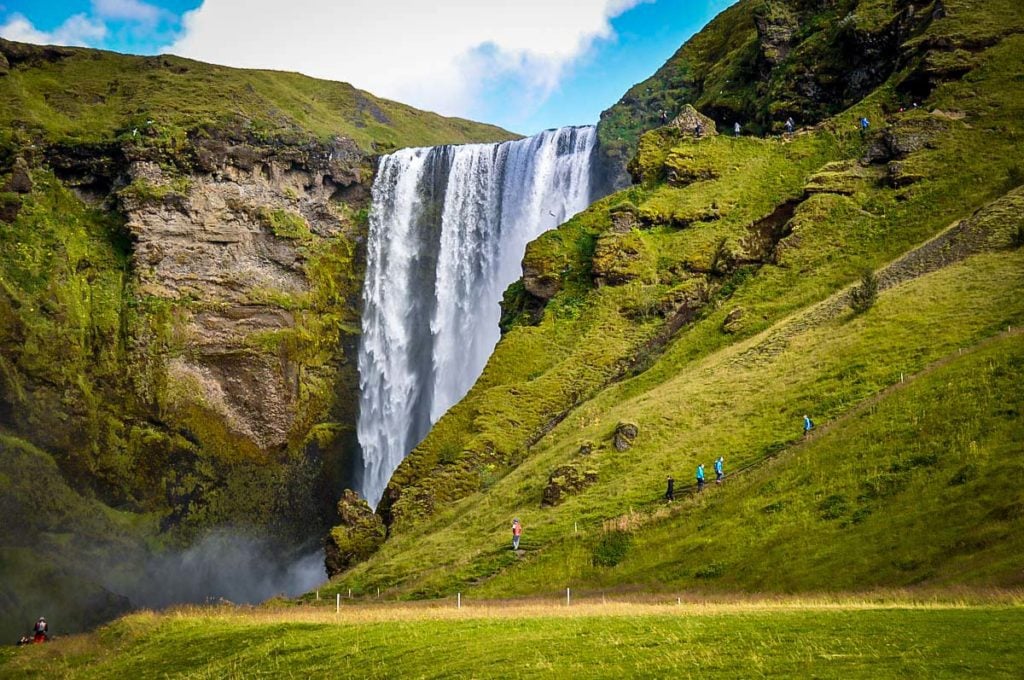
<box><xmin>356</xmin><ymin>125</ymin><xmax>597</xmax><ymax>508</ymax></box>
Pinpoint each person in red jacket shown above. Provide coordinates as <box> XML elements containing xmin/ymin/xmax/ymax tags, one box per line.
<box><xmin>32</xmin><ymin>617</ymin><xmax>48</xmax><ymax>643</ymax></box>
<box><xmin>512</xmin><ymin>518</ymin><xmax>522</xmax><ymax>550</ymax></box>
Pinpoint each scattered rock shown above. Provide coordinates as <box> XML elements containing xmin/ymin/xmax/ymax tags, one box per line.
<box><xmin>542</xmin><ymin>464</ymin><xmax>599</xmax><ymax>506</ymax></box>
<box><xmin>722</xmin><ymin>307</ymin><xmax>746</xmax><ymax>334</ymax></box>
<box><xmin>613</xmin><ymin>422</ymin><xmax>639</xmax><ymax>452</ymax></box>
<box><xmin>4</xmin><ymin>158</ymin><xmax>33</xmax><ymax>194</ymax></box>
<box><xmin>324</xmin><ymin>489</ymin><xmax>386</xmax><ymax>577</ymax></box>
<box><xmin>577</xmin><ymin>441</ymin><xmax>595</xmax><ymax>456</ymax></box>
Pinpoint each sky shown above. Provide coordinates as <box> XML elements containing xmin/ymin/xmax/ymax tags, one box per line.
<box><xmin>0</xmin><ymin>0</ymin><xmax>734</xmax><ymax>135</ymax></box>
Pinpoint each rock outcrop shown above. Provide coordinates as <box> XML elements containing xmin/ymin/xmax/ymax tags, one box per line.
<box><xmin>542</xmin><ymin>465</ymin><xmax>599</xmax><ymax>507</ymax></box>
<box><xmin>613</xmin><ymin>422</ymin><xmax>639</xmax><ymax>452</ymax></box>
<box><xmin>325</xmin><ymin>490</ymin><xmax>386</xmax><ymax>577</ymax></box>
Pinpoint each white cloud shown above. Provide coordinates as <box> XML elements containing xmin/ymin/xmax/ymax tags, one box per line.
<box><xmin>0</xmin><ymin>12</ymin><xmax>107</xmax><ymax>47</ymax></box>
<box><xmin>92</xmin><ymin>0</ymin><xmax>164</xmax><ymax>26</ymax></box>
<box><xmin>165</xmin><ymin>0</ymin><xmax>646</xmax><ymax>123</ymax></box>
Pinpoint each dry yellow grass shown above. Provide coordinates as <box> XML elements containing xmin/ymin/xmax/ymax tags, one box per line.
<box><xmin>158</xmin><ymin>587</ymin><xmax>1024</xmax><ymax>627</ymax></box>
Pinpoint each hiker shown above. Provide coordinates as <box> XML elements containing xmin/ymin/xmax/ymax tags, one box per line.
<box><xmin>665</xmin><ymin>476</ymin><xmax>675</xmax><ymax>502</ymax></box>
<box><xmin>32</xmin><ymin>617</ymin><xmax>48</xmax><ymax>643</ymax></box>
<box><xmin>660</xmin><ymin>109</ymin><xmax>668</xmax><ymax>123</ymax></box>
<box><xmin>785</xmin><ymin>117</ymin><xmax>795</xmax><ymax>134</ymax></box>
<box><xmin>696</xmin><ymin>464</ymin><xmax>705</xmax><ymax>492</ymax></box>
<box><xmin>859</xmin><ymin>116</ymin><xmax>870</xmax><ymax>136</ymax></box>
<box><xmin>715</xmin><ymin>456</ymin><xmax>724</xmax><ymax>484</ymax></box>
<box><xmin>803</xmin><ymin>414</ymin><xmax>814</xmax><ymax>437</ymax></box>
<box><xmin>511</xmin><ymin>518</ymin><xmax>522</xmax><ymax>550</ymax></box>
<box><xmin>694</xmin><ymin>122</ymin><xmax>703</xmax><ymax>139</ymax></box>
<box><xmin>734</xmin><ymin>122</ymin><xmax>741</xmax><ymax>136</ymax></box>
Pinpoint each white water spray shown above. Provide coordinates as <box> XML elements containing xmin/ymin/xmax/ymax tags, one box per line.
<box><xmin>357</xmin><ymin>126</ymin><xmax>597</xmax><ymax>508</ymax></box>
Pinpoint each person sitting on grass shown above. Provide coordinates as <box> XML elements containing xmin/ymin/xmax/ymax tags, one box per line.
<box><xmin>696</xmin><ymin>463</ymin><xmax>705</xmax><ymax>492</ymax></box>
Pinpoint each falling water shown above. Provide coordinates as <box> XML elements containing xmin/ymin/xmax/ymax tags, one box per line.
<box><xmin>356</xmin><ymin>125</ymin><xmax>597</xmax><ymax>508</ymax></box>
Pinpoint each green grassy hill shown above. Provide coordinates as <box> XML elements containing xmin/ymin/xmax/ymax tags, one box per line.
<box><xmin>0</xmin><ymin>39</ymin><xmax>513</xmax><ymax>154</ymax></box>
<box><xmin>328</xmin><ymin>0</ymin><xmax>1024</xmax><ymax>599</ymax></box>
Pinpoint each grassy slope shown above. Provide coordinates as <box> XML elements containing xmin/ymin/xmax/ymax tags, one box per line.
<box><xmin>0</xmin><ymin>41</ymin><xmax>514</xmax><ymax>152</ymax></box>
<box><xmin>4</xmin><ymin>602</ymin><xmax>1023</xmax><ymax>678</ymax></box>
<box><xmin>339</xmin><ymin>0</ymin><xmax>1024</xmax><ymax>597</ymax></box>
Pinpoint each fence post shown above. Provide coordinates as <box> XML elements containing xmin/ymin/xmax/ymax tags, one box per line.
<box><xmin>457</xmin><ymin>592</ymin><xmax>461</xmax><ymax>609</ymax></box>
<box><xmin>316</xmin><ymin>590</ymin><xmax>319</xmax><ymax>601</ymax></box>
<box><xmin>336</xmin><ymin>593</ymin><xmax>340</xmax><ymax>614</ymax></box>
<box><xmin>348</xmin><ymin>588</ymin><xmax>352</xmax><ymax>599</ymax></box>
<box><xmin>566</xmin><ymin>588</ymin><xmax>571</xmax><ymax>606</ymax></box>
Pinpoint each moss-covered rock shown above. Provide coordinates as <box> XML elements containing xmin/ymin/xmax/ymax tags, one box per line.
<box><xmin>324</xmin><ymin>490</ymin><xmax>386</xmax><ymax>577</ymax></box>
<box><xmin>541</xmin><ymin>465</ymin><xmax>599</xmax><ymax>507</ymax></box>
<box><xmin>613</xmin><ymin>422</ymin><xmax>639</xmax><ymax>452</ymax></box>
<box><xmin>592</xmin><ymin>231</ymin><xmax>656</xmax><ymax>286</ymax></box>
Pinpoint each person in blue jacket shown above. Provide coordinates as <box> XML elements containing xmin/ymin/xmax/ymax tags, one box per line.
<box><xmin>714</xmin><ymin>456</ymin><xmax>724</xmax><ymax>483</ymax></box>
<box><xmin>696</xmin><ymin>463</ymin><xmax>705</xmax><ymax>492</ymax></box>
<box><xmin>803</xmin><ymin>414</ymin><xmax>814</xmax><ymax>436</ymax></box>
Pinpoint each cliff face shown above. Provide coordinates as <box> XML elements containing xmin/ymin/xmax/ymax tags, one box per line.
<box><xmin>0</xmin><ymin>37</ymin><xmax>513</xmax><ymax>634</ymax></box>
<box><xmin>591</xmin><ymin>0</ymin><xmax>946</xmax><ymax>192</ymax></box>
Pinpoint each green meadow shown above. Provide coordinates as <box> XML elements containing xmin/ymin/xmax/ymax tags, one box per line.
<box><xmin>3</xmin><ymin>599</ymin><xmax>1023</xmax><ymax>678</ymax></box>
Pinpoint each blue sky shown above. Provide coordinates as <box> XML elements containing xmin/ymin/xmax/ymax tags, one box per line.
<box><xmin>0</xmin><ymin>0</ymin><xmax>734</xmax><ymax>135</ymax></box>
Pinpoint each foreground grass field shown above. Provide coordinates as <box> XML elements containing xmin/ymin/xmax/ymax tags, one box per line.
<box><xmin>3</xmin><ymin>597</ymin><xmax>1023</xmax><ymax>678</ymax></box>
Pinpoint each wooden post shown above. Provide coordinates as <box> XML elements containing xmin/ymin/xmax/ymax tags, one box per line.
<box><xmin>377</xmin><ymin>587</ymin><xmax>380</xmax><ymax>599</ymax></box>
<box><xmin>316</xmin><ymin>590</ymin><xmax>319</xmax><ymax>601</ymax></box>
<box><xmin>566</xmin><ymin>588</ymin><xmax>571</xmax><ymax>606</ymax></box>
<box><xmin>348</xmin><ymin>588</ymin><xmax>352</xmax><ymax>599</ymax></box>
<box><xmin>336</xmin><ymin>593</ymin><xmax>340</xmax><ymax>614</ymax></box>
<box><xmin>457</xmin><ymin>592</ymin><xmax>462</xmax><ymax>609</ymax></box>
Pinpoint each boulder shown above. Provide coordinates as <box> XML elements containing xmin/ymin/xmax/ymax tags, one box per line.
<box><xmin>613</xmin><ymin>422</ymin><xmax>639</xmax><ymax>452</ymax></box>
<box><xmin>722</xmin><ymin>307</ymin><xmax>746</xmax><ymax>334</ymax></box>
<box><xmin>668</xmin><ymin>105</ymin><xmax>718</xmax><ymax>137</ymax></box>
<box><xmin>542</xmin><ymin>464</ymin><xmax>599</xmax><ymax>506</ymax></box>
<box><xmin>324</xmin><ymin>489</ymin><xmax>386</xmax><ymax>577</ymax></box>
<box><xmin>4</xmin><ymin>158</ymin><xmax>33</xmax><ymax>194</ymax></box>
